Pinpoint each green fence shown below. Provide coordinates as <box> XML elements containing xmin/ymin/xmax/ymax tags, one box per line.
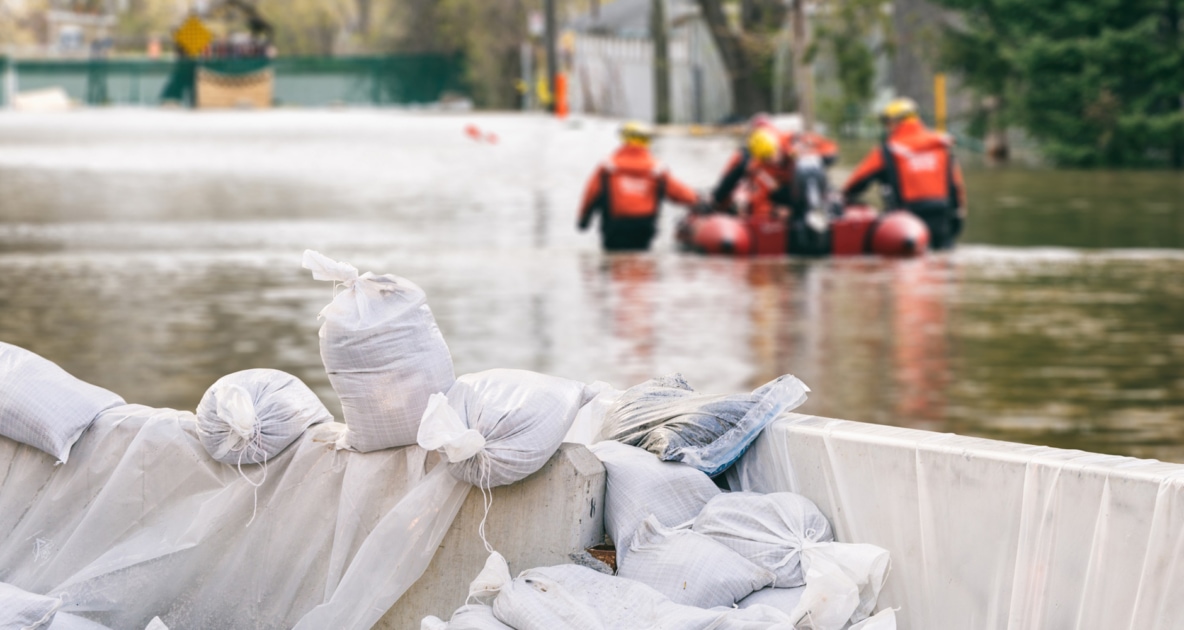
<box><xmin>4</xmin><ymin>55</ymin><xmax>465</xmax><ymax>107</ymax></box>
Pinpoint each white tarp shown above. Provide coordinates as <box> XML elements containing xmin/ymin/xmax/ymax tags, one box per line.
<box><xmin>729</xmin><ymin>413</ymin><xmax>1184</xmax><ymax>629</ymax></box>
<box><xmin>0</xmin><ymin>404</ymin><xmax>471</xmax><ymax>630</ymax></box>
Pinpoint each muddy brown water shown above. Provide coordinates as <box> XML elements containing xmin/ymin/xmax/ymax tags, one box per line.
<box><xmin>1</xmin><ymin>111</ymin><xmax>1181</xmax><ymax>461</ymax></box>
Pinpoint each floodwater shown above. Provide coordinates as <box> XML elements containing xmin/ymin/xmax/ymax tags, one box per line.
<box><xmin>1</xmin><ymin>111</ymin><xmax>1182</xmax><ymax>461</ymax></box>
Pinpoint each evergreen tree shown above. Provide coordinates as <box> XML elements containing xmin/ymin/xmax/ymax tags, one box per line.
<box><xmin>934</xmin><ymin>0</ymin><xmax>1184</xmax><ymax>167</ymax></box>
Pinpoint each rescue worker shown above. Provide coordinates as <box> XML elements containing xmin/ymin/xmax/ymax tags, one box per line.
<box><xmin>842</xmin><ymin>97</ymin><xmax>967</xmax><ymax>250</ymax></box>
<box><xmin>578</xmin><ymin>121</ymin><xmax>700</xmax><ymax>251</ymax></box>
<box><xmin>709</xmin><ymin>126</ymin><xmax>796</xmax><ymax>220</ymax></box>
<box><xmin>786</xmin><ymin>129</ymin><xmax>839</xmax><ymax>167</ymax></box>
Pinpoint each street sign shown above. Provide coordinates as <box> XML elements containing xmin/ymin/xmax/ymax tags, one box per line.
<box><xmin>174</xmin><ymin>15</ymin><xmax>213</xmax><ymax>57</ymax></box>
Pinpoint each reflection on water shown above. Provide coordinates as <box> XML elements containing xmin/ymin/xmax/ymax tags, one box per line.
<box><xmin>1</xmin><ymin>112</ymin><xmax>1182</xmax><ymax>462</ymax></box>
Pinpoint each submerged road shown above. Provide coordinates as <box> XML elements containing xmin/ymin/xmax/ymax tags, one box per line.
<box><xmin>0</xmin><ymin>110</ymin><xmax>1182</xmax><ymax>461</ymax></box>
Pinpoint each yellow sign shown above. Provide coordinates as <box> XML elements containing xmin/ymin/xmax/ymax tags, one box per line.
<box><xmin>174</xmin><ymin>15</ymin><xmax>213</xmax><ymax>58</ymax></box>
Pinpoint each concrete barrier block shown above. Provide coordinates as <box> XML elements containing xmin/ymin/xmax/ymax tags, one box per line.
<box><xmin>376</xmin><ymin>442</ymin><xmax>606</xmax><ymax>628</ymax></box>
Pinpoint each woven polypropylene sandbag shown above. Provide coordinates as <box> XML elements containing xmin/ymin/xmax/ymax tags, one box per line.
<box><xmin>617</xmin><ymin>515</ymin><xmax>775</xmax><ymax>609</ymax></box>
<box><xmin>0</xmin><ymin>581</ymin><xmax>62</xmax><ymax>630</ymax></box>
<box><xmin>738</xmin><ymin>586</ymin><xmax>808</xmax><ymax>617</ymax></box>
<box><xmin>0</xmin><ymin>342</ymin><xmax>125</xmax><ymax>464</ymax></box>
<box><xmin>448</xmin><ymin>604</ymin><xmax>515</xmax><ymax>630</ymax></box>
<box><xmin>419</xmin><ymin>369</ymin><xmax>587</xmax><ymax>488</ymax></box>
<box><xmin>305</xmin><ymin>250</ymin><xmax>455</xmax><ymax>452</ymax></box>
<box><xmin>693</xmin><ymin>491</ymin><xmax>834</xmax><ymax>587</ymax></box>
<box><xmin>490</xmin><ymin>564</ymin><xmax>739</xmax><ymax>630</ymax></box>
<box><xmin>196</xmin><ymin>369</ymin><xmax>333</xmax><ymax>465</ymax></box>
<box><xmin>587</xmin><ymin>440</ymin><xmax>720</xmax><ymax>568</ymax></box>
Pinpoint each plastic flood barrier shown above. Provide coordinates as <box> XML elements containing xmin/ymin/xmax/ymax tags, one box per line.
<box><xmin>729</xmin><ymin>413</ymin><xmax>1184</xmax><ymax>630</ymax></box>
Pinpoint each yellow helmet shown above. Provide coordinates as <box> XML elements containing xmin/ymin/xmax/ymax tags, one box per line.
<box><xmin>620</xmin><ymin>121</ymin><xmax>654</xmax><ymax>146</ymax></box>
<box><xmin>747</xmin><ymin>128</ymin><xmax>780</xmax><ymax>162</ymax></box>
<box><xmin>880</xmin><ymin>98</ymin><xmax>919</xmax><ymax>125</ymax></box>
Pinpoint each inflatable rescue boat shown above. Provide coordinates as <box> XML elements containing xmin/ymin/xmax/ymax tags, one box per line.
<box><xmin>677</xmin><ymin>206</ymin><xmax>930</xmax><ymax>258</ymax></box>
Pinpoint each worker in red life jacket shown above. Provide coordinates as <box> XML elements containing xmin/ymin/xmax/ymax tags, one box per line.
<box><xmin>842</xmin><ymin>97</ymin><xmax>967</xmax><ymax>250</ymax></box>
<box><xmin>578</xmin><ymin>121</ymin><xmax>700</xmax><ymax>251</ymax></box>
<box><xmin>786</xmin><ymin>130</ymin><xmax>839</xmax><ymax>167</ymax></box>
<box><xmin>710</xmin><ymin>126</ymin><xmax>796</xmax><ymax>220</ymax></box>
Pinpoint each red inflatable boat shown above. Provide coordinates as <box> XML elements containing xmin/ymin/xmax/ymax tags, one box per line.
<box><xmin>677</xmin><ymin>205</ymin><xmax>929</xmax><ymax>258</ymax></box>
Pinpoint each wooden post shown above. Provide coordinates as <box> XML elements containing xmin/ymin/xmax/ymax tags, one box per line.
<box><xmin>791</xmin><ymin>0</ymin><xmax>814</xmax><ymax>130</ymax></box>
<box><xmin>545</xmin><ymin>0</ymin><xmax>559</xmax><ymax>114</ymax></box>
<box><xmin>934</xmin><ymin>73</ymin><xmax>947</xmax><ymax>132</ymax></box>
<box><xmin>652</xmin><ymin>0</ymin><xmax>671</xmax><ymax>124</ymax></box>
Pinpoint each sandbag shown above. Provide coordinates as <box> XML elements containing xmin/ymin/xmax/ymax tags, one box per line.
<box><xmin>848</xmin><ymin>609</ymin><xmax>896</xmax><ymax>630</ymax></box>
<box><xmin>0</xmin><ymin>342</ymin><xmax>124</xmax><ymax>464</ymax></box>
<box><xmin>421</xmin><ymin>605</ymin><xmax>512</xmax><ymax>630</ymax></box>
<box><xmin>304</xmin><ymin>250</ymin><xmax>455</xmax><ymax>452</ymax></box>
<box><xmin>418</xmin><ymin>369</ymin><xmax>587</xmax><ymax>488</ymax></box>
<box><xmin>602</xmin><ymin>374</ymin><xmax>809</xmax><ymax>475</ymax></box>
<box><xmin>617</xmin><ymin>516</ymin><xmax>774</xmax><ymax>609</ymax></box>
<box><xmin>587</xmin><ymin>441</ymin><xmax>720</xmax><ymax>568</ymax></box>
<box><xmin>791</xmin><ymin>542</ymin><xmax>892</xmax><ymax>630</ymax></box>
<box><xmin>488</xmin><ymin>562</ymin><xmax>794</xmax><ymax>630</ymax></box>
<box><xmin>0</xmin><ymin>581</ymin><xmax>61</xmax><ymax>630</ymax></box>
<box><xmin>737</xmin><ymin>586</ymin><xmax>807</xmax><ymax>617</ymax></box>
<box><xmin>693</xmin><ymin>491</ymin><xmax>834</xmax><ymax>587</ymax></box>
<box><xmin>49</xmin><ymin>612</ymin><xmax>114</xmax><ymax>629</ymax></box>
<box><xmin>195</xmin><ymin>369</ymin><xmax>333</xmax><ymax>465</ymax></box>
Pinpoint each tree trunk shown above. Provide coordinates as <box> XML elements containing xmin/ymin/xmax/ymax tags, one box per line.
<box><xmin>695</xmin><ymin>0</ymin><xmax>767</xmax><ymax>118</ymax></box>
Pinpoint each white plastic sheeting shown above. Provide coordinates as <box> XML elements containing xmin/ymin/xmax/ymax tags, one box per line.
<box><xmin>730</xmin><ymin>413</ymin><xmax>1184</xmax><ymax>629</ymax></box>
<box><xmin>0</xmin><ymin>342</ymin><xmax>124</xmax><ymax>464</ymax></box>
<box><xmin>0</xmin><ymin>404</ymin><xmax>470</xmax><ymax>630</ymax></box>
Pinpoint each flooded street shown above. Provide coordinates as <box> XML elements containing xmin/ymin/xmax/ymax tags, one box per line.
<box><xmin>1</xmin><ymin>110</ymin><xmax>1182</xmax><ymax>461</ymax></box>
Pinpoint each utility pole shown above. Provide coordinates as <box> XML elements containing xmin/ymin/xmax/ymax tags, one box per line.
<box><xmin>652</xmin><ymin>0</ymin><xmax>671</xmax><ymax>124</ymax></box>
<box><xmin>791</xmin><ymin>0</ymin><xmax>814</xmax><ymax>130</ymax></box>
<box><xmin>544</xmin><ymin>0</ymin><xmax>559</xmax><ymax>114</ymax></box>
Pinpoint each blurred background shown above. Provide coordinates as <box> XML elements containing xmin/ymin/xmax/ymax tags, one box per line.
<box><xmin>1</xmin><ymin>0</ymin><xmax>1182</xmax><ymax>461</ymax></box>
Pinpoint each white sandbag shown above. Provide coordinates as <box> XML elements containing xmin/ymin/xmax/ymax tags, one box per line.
<box><xmin>304</xmin><ymin>250</ymin><xmax>455</xmax><ymax>452</ymax></box>
<box><xmin>790</xmin><ymin>542</ymin><xmax>891</xmax><ymax>630</ymax></box>
<box><xmin>48</xmin><ymin>612</ymin><xmax>113</xmax><ymax>629</ymax></box>
<box><xmin>195</xmin><ymin>369</ymin><xmax>333</xmax><ymax>465</ymax></box>
<box><xmin>848</xmin><ymin>608</ymin><xmax>896</xmax><ymax>630</ymax></box>
<box><xmin>417</xmin><ymin>369</ymin><xmax>587</xmax><ymax>488</ymax></box>
<box><xmin>601</xmin><ymin>374</ymin><xmax>809</xmax><ymax>475</ymax></box>
<box><xmin>440</xmin><ymin>605</ymin><xmax>514</xmax><ymax>630</ymax></box>
<box><xmin>489</xmin><ymin>563</ymin><xmax>789</xmax><ymax>630</ymax></box>
<box><xmin>562</xmin><ymin>380</ymin><xmax>622</xmax><ymax>445</ymax></box>
<box><xmin>737</xmin><ymin>586</ymin><xmax>807</xmax><ymax>617</ymax></box>
<box><xmin>588</xmin><ymin>441</ymin><xmax>720</xmax><ymax>568</ymax></box>
<box><xmin>0</xmin><ymin>342</ymin><xmax>125</xmax><ymax>464</ymax></box>
<box><xmin>693</xmin><ymin>491</ymin><xmax>834</xmax><ymax>587</ymax></box>
<box><xmin>617</xmin><ymin>516</ymin><xmax>774</xmax><ymax>608</ymax></box>
<box><xmin>0</xmin><ymin>581</ymin><xmax>61</xmax><ymax>630</ymax></box>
